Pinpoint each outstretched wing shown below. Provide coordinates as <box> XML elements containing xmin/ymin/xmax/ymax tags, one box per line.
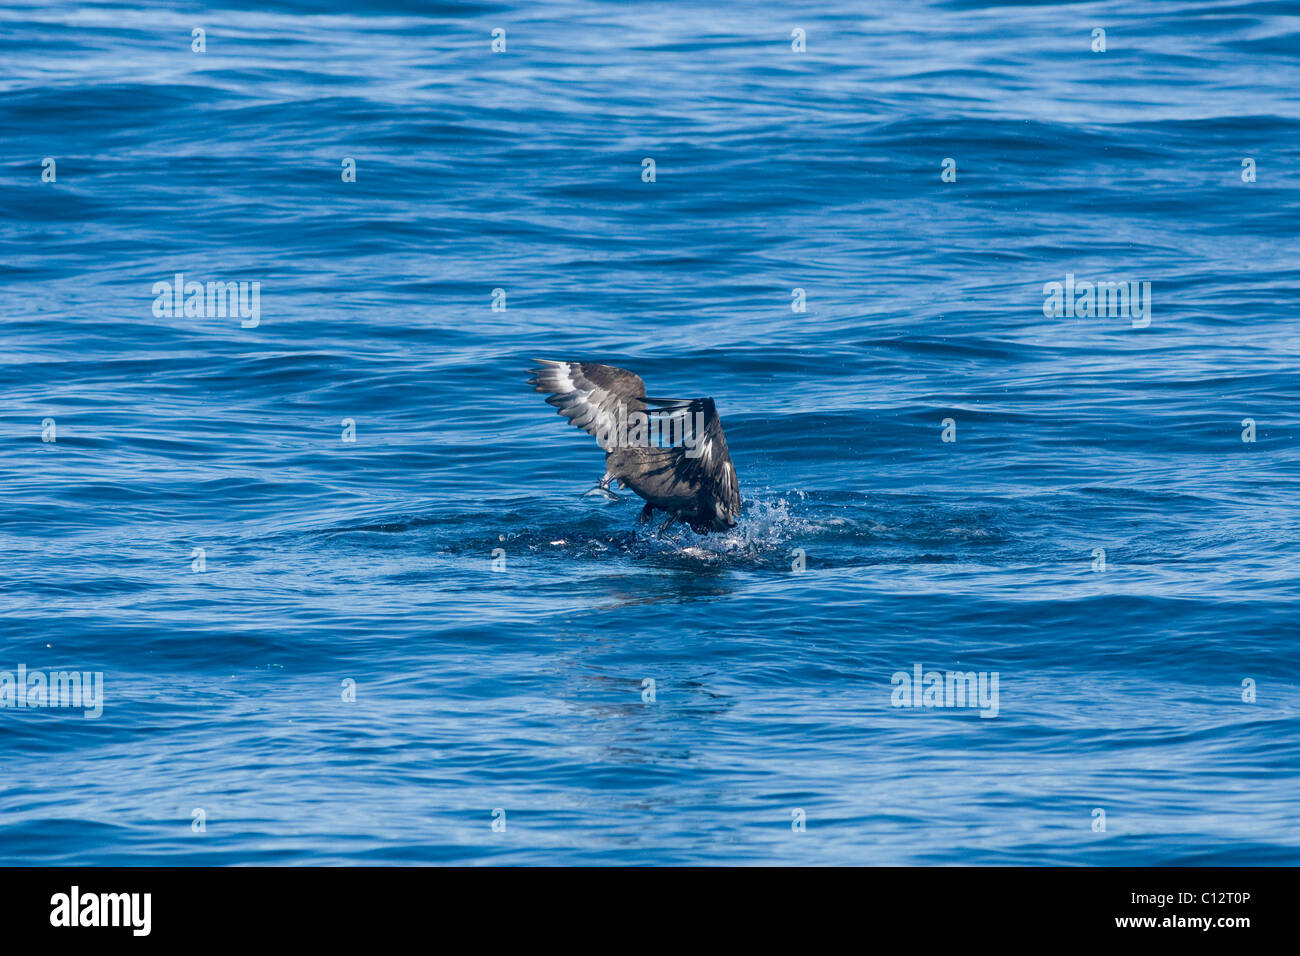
<box><xmin>528</xmin><ymin>360</ymin><xmax>646</xmax><ymax>450</ymax></box>
<box><xmin>633</xmin><ymin>396</ymin><xmax>741</xmax><ymax>519</ymax></box>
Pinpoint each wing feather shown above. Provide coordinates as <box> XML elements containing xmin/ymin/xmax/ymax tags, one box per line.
<box><xmin>529</xmin><ymin>360</ymin><xmax>646</xmax><ymax>450</ymax></box>
<box><xmin>635</xmin><ymin>396</ymin><xmax>741</xmax><ymax>519</ymax></box>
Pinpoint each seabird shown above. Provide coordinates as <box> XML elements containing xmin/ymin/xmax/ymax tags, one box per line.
<box><xmin>529</xmin><ymin>360</ymin><xmax>741</xmax><ymax>533</ymax></box>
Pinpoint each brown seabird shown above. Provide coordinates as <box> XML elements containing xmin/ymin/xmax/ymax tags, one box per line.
<box><xmin>529</xmin><ymin>360</ymin><xmax>741</xmax><ymax>533</ymax></box>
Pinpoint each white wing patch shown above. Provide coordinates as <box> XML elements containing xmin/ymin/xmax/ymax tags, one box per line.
<box><xmin>530</xmin><ymin>360</ymin><xmax>645</xmax><ymax>451</ymax></box>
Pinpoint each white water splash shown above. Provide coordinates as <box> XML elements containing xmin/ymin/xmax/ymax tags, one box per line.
<box><xmin>659</xmin><ymin>490</ymin><xmax>815</xmax><ymax>560</ymax></box>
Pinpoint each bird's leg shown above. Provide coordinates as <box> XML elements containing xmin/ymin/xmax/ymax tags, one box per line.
<box><xmin>637</xmin><ymin>502</ymin><xmax>654</xmax><ymax>524</ymax></box>
<box><xmin>658</xmin><ymin>512</ymin><xmax>678</xmax><ymax>533</ymax></box>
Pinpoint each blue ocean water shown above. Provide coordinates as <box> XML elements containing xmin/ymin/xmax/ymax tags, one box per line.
<box><xmin>1</xmin><ymin>0</ymin><xmax>1298</xmax><ymax>865</ymax></box>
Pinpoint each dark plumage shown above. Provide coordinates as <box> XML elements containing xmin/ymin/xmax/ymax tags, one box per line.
<box><xmin>528</xmin><ymin>360</ymin><xmax>741</xmax><ymax>533</ymax></box>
